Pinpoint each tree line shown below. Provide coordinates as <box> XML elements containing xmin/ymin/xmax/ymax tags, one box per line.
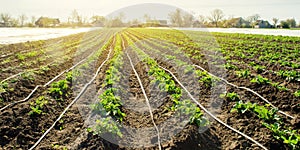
<box><xmin>168</xmin><ymin>9</ymin><xmax>298</xmax><ymax>28</ymax></box>
<box><xmin>0</xmin><ymin>9</ymin><xmax>298</xmax><ymax>28</ymax></box>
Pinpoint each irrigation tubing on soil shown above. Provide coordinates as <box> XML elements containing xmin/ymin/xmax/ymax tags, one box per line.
<box><xmin>1</xmin><ymin>68</ymin><xmax>40</xmax><ymax>83</ymax></box>
<box><xmin>28</xmin><ymin>36</ymin><xmax>115</xmax><ymax>150</ymax></box>
<box><xmin>193</xmin><ymin>64</ymin><xmax>295</xmax><ymax>119</ymax></box>
<box><xmin>158</xmin><ymin>65</ymin><xmax>268</xmax><ymax>150</ymax></box>
<box><xmin>127</xmin><ymin>30</ymin><xmax>294</xmax><ymax>120</ymax></box>
<box><xmin>126</xmin><ymin>52</ymin><xmax>162</xmax><ymax>150</ymax></box>
<box><xmin>0</xmin><ymin>31</ymin><xmax>106</xmax><ymax>83</ymax></box>
<box><xmin>0</xmin><ymin>39</ymin><xmax>63</xmax><ymax>59</ymax></box>
<box><xmin>0</xmin><ymin>45</ymin><xmax>97</xmax><ymax>112</ymax></box>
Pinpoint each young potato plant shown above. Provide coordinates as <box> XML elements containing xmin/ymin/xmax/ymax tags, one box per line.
<box><xmin>250</xmin><ymin>75</ymin><xmax>270</xmax><ymax>85</ymax></box>
<box><xmin>37</xmin><ymin>66</ymin><xmax>50</xmax><ymax>74</ymax></box>
<box><xmin>277</xmin><ymin>70</ymin><xmax>300</xmax><ymax>82</ymax></box>
<box><xmin>195</xmin><ymin>70</ymin><xmax>219</xmax><ymax>87</ymax></box>
<box><xmin>231</xmin><ymin>101</ymin><xmax>300</xmax><ymax>149</ymax></box>
<box><xmin>93</xmin><ymin>88</ymin><xmax>125</xmax><ymax>121</ymax></box>
<box><xmin>15</xmin><ymin>53</ymin><xmax>26</xmax><ymax>61</ymax></box>
<box><xmin>294</xmin><ymin>90</ymin><xmax>300</xmax><ymax>97</ymax></box>
<box><xmin>21</xmin><ymin>71</ymin><xmax>35</xmax><ymax>81</ymax></box>
<box><xmin>0</xmin><ymin>82</ymin><xmax>8</xmax><ymax>93</ymax></box>
<box><xmin>125</xmin><ymin>34</ymin><xmax>208</xmax><ymax>128</ymax></box>
<box><xmin>235</xmin><ymin>69</ymin><xmax>250</xmax><ymax>78</ymax></box>
<box><xmin>224</xmin><ymin>62</ymin><xmax>238</xmax><ymax>70</ymax></box>
<box><xmin>263</xmin><ymin>122</ymin><xmax>300</xmax><ymax>150</ymax></box>
<box><xmin>174</xmin><ymin>99</ymin><xmax>208</xmax><ymax>127</ymax></box>
<box><xmin>92</xmin><ymin>34</ymin><xmax>125</xmax><ymax>122</ymax></box>
<box><xmin>253</xmin><ymin>65</ymin><xmax>266</xmax><ymax>73</ymax></box>
<box><xmin>28</xmin><ymin>96</ymin><xmax>48</xmax><ymax>116</ymax></box>
<box><xmin>220</xmin><ymin>92</ymin><xmax>240</xmax><ymax>101</ymax></box>
<box><xmin>270</xmin><ymin>82</ymin><xmax>289</xmax><ymax>91</ymax></box>
<box><xmin>90</xmin><ymin>34</ymin><xmax>125</xmax><ymax>138</ymax></box>
<box><xmin>231</xmin><ymin>101</ymin><xmax>280</xmax><ymax>122</ymax></box>
<box><xmin>49</xmin><ymin>79</ymin><xmax>70</xmax><ymax>101</ymax></box>
<box><xmin>87</xmin><ymin>117</ymin><xmax>123</xmax><ymax>138</ymax></box>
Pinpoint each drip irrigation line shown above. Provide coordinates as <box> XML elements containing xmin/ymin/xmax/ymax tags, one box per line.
<box><xmin>159</xmin><ymin>65</ymin><xmax>268</xmax><ymax>150</ymax></box>
<box><xmin>28</xmin><ymin>36</ymin><xmax>115</xmax><ymax>150</ymax></box>
<box><xmin>193</xmin><ymin>64</ymin><xmax>295</xmax><ymax>119</ymax></box>
<box><xmin>126</xmin><ymin>52</ymin><xmax>162</xmax><ymax>150</ymax></box>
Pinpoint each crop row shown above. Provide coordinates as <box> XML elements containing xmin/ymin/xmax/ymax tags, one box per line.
<box><xmin>124</xmin><ymin>28</ymin><xmax>298</xmax><ymax>149</ymax></box>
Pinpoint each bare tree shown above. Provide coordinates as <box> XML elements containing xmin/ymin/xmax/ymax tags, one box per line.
<box><xmin>19</xmin><ymin>14</ymin><xmax>28</xmax><ymax>27</ymax></box>
<box><xmin>247</xmin><ymin>14</ymin><xmax>260</xmax><ymax>28</ymax></box>
<box><xmin>70</xmin><ymin>9</ymin><xmax>82</xmax><ymax>25</ymax></box>
<box><xmin>31</xmin><ymin>16</ymin><xmax>36</xmax><ymax>25</ymax></box>
<box><xmin>10</xmin><ymin>18</ymin><xmax>19</xmax><ymax>27</ymax></box>
<box><xmin>272</xmin><ymin>18</ymin><xmax>279</xmax><ymax>28</ymax></box>
<box><xmin>198</xmin><ymin>15</ymin><xmax>206</xmax><ymax>24</ymax></box>
<box><xmin>71</xmin><ymin>9</ymin><xmax>77</xmax><ymax>24</ymax></box>
<box><xmin>169</xmin><ymin>9</ymin><xmax>183</xmax><ymax>27</ymax></box>
<box><xmin>208</xmin><ymin>9</ymin><xmax>224</xmax><ymax>27</ymax></box>
<box><xmin>91</xmin><ymin>15</ymin><xmax>105</xmax><ymax>26</ymax></box>
<box><xmin>143</xmin><ymin>14</ymin><xmax>151</xmax><ymax>22</ymax></box>
<box><xmin>105</xmin><ymin>13</ymin><xmax>125</xmax><ymax>27</ymax></box>
<box><xmin>0</xmin><ymin>13</ymin><xmax>11</xmax><ymax>26</ymax></box>
<box><xmin>182</xmin><ymin>13</ymin><xmax>194</xmax><ymax>27</ymax></box>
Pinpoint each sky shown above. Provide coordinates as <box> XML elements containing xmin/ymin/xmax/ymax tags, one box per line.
<box><xmin>0</xmin><ymin>0</ymin><xmax>299</xmax><ymax>23</ymax></box>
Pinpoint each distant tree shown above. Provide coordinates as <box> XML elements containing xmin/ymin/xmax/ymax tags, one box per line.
<box><xmin>129</xmin><ymin>18</ymin><xmax>140</xmax><ymax>26</ymax></box>
<box><xmin>143</xmin><ymin>14</ymin><xmax>151</xmax><ymax>22</ymax></box>
<box><xmin>272</xmin><ymin>18</ymin><xmax>279</xmax><ymax>28</ymax></box>
<box><xmin>280</xmin><ymin>20</ymin><xmax>290</xmax><ymax>28</ymax></box>
<box><xmin>182</xmin><ymin>13</ymin><xmax>194</xmax><ymax>27</ymax></box>
<box><xmin>10</xmin><ymin>18</ymin><xmax>19</xmax><ymax>27</ymax></box>
<box><xmin>117</xmin><ymin>12</ymin><xmax>125</xmax><ymax>22</ymax></box>
<box><xmin>71</xmin><ymin>9</ymin><xmax>78</xmax><ymax>24</ymax></box>
<box><xmin>286</xmin><ymin>18</ymin><xmax>296</xmax><ymax>28</ymax></box>
<box><xmin>169</xmin><ymin>9</ymin><xmax>183</xmax><ymax>27</ymax></box>
<box><xmin>198</xmin><ymin>15</ymin><xmax>206</xmax><ymax>25</ymax></box>
<box><xmin>30</xmin><ymin>16</ymin><xmax>36</xmax><ymax>26</ymax></box>
<box><xmin>82</xmin><ymin>16</ymin><xmax>89</xmax><ymax>24</ymax></box>
<box><xmin>0</xmin><ymin>13</ymin><xmax>11</xmax><ymax>26</ymax></box>
<box><xmin>70</xmin><ymin>9</ymin><xmax>82</xmax><ymax>25</ymax></box>
<box><xmin>91</xmin><ymin>15</ymin><xmax>105</xmax><ymax>26</ymax></box>
<box><xmin>19</xmin><ymin>14</ymin><xmax>28</xmax><ymax>27</ymax></box>
<box><xmin>208</xmin><ymin>9</ymin><xmax>224</xmax><ymax>27</ymax></box>
<box><xmin>247</xmin><ymin>14</ymin><xmax>260</xmax><ymax>28</ymax></box>
<box><xmin>104</xmin><ymin>13</ymin><xmax>125</xmax><ymax>27</ymax></box>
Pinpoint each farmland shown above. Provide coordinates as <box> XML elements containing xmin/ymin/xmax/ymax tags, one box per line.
<box><xmin>0</xmin><ymin>28</ymin><xmax>299</xmax><ymax>150</ymax></box>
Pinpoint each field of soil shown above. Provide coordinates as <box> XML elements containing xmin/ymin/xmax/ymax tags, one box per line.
<box><xmin>0</xmin><ymin>28</ymin><xmax>299</xmax><ymax>150</ymax></box>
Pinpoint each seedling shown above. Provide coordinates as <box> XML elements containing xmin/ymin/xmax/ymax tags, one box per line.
<box><xmin>271</xmin><ymin>82</ymin><xmax>289</xmax><ymax>91</ymax></box>
<box><xmin>235</xmin><ymin>69</ymin><xmax>250</xmax><ymax>78</ymax></box>
<box><xmin>220</xmin><ymin>92</ymin><xmax>240</xmax><ymax>101</ymax></box>
<box><xmin>16</xmin><ymin>53</ymin><xmax>26</xmax><ymax>61</ymax></box>
<box><xmin>28</xmin><ymin>96</ymin><xmax>48</xmax><ymax>116</ymax></box>
<box><xmin>0</xmin><ymin>82</ymin><xmax>8</xmax><ymax>93</ymax></box>
<box><xmin>21</xmin><ymin>71</ymin><xmax>35</xmax><ymax>81</ymax></box>
<box><xmin>277</xmin><ymin>70</ymin><xmax>300</xmax><ymax>82</ymax></box>
<box><xmin>224</xmin><ymin>62</ymin><xmax>237</xmax><ymax>70</ymax></box>
<box><xmin>253</xmin><ymin>65</ymin><xmax>266</xmax><ymax>73</ymax></box>
<box><xmin>263</xmin><ymin>122</ymin><xmax>300</xmax><ymax>150</ymax></box>
<box><xmin>39</xmin><ymin>66</ymin><xmax>50</xmax><ymax>74</ymax></box>
<box><xmin>96</xmin><ymin>88</ymin><xmax>125</xmax><ymax>121</ymax></box>
<box><xmin>250</xmin><ymin>75</ymin><xmax>270</xmax><ymax>85</ymax></box>
<box><xmin>89</xmin><ymin>117</ymin><xmax>123</xmax><ymax>138</ymax></box>
<box><xmin>231</xmin><ymin>101</ymin><xmax>280</xmax><ymax>122</ymax></box>
<box><xmin>231</xmin><ymin>101</ymin><xmax>299</xmax><ymax>149</ymax></box>
<box><xmin>294</xmin><ymin>90</ymin><xmax>300</xmax><ymax>97</ymax></box>
<box><xmin>49</xmin><ymin>79</ymin><xmax>70</xmax><ymax>101</ymax></box>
